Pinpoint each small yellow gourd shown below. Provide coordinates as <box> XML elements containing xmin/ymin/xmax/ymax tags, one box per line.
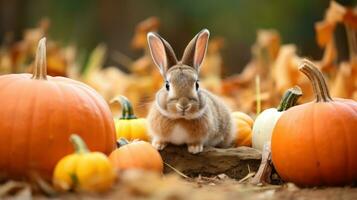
<box><xmin>53</xmin><ymin>134</ymin><xmax>116</xmax><ymax>192</ymax></box>
<box><xmin>232</xmin><ymin>112</ymin><xmax>254</xmax><ymax>147</ymax></box>
<box><xmin>111</xmin><ymin>96</ymin><xmax>149</xmax><ymax>141</ymax></box>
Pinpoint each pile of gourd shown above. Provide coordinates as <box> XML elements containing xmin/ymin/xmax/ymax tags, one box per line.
<box><xmin>252</xmin><ymin>59</ymin><xmax>357</xmax><ymax>186</ymax></box>
<box><xmin>0</xmin><ymin>38</ymin><xmax>163</xmax><ymax>192</ymax></box>
<box><xmin>0</xmin><ymin>38</ymin><xmax>356</xmax><ymax>195</ymax></box>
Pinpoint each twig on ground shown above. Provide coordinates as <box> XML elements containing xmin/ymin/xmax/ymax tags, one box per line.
<box><xmin>251</xmin><ymin>142</ymin><xmax>274</xmax><ymax>185</ymax></box>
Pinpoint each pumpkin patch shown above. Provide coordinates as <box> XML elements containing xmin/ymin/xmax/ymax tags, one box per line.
<box><xmin>271</xmin><ymin>59</ymin><xmax>357</xmax><ymax>186</ymax></box>
<box><xmin>0</xmin><ymin>38</ymin><xmax>116</xmax><ymax>180</ymax></box>
<box><xmin>1</xmin><ymin>1</ymin><xmax>357</xmax><ymax>198</ymax></box>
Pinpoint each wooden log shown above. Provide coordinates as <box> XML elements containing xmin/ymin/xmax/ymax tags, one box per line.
<box><xmin>160</xmin><ymin>145</ymin><xmax>262</xmax><ymax>180</ymax></box>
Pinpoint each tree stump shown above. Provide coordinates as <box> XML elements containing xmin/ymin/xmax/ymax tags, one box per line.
<box><xmin>160</xmin><ymin>145</ymin><xmax>262</xmax><ymax>180</ymax></box>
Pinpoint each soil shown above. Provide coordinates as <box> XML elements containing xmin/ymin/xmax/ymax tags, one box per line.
<box><xmin>1</xmin><ymin>146</ymin><xmax>356</xmax><ymax>200</ymax></box>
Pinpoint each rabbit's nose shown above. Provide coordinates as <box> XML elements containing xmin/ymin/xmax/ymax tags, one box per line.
<box><xmin>176</xmin><ymin>104</ymin><xmax>191</xmax><ymax>112</ymax></box>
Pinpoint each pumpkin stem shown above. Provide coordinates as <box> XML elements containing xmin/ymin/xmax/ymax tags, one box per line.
<box><xmin>116</xmin><ymin>138</ymin><xmax>129</xmax><ymax>148</ymax></box>
<box><xmin>299</xmin><ymin>59</ymin><xmax>333</xmax><ymax>102</ymax></box>
<box><xmin>110</xmin><ymin>96</ymin><xmax>137</xmax><ymax>120</ymax></box>
<box><xmin>277</xmin><ymin>86</ymin><xmax>302</xmax><ymax>112</ymax></box>
<box><xmin>70</xmin><ymin>134</ymin><xmax>89</xmax><ymax>154</ymax></box>
<box><xmin>32</xmin><ymin>37</ymin><xmax>47</xmax><ymax>80</ymax></box>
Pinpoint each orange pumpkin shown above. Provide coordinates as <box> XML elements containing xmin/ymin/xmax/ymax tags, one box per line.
<box><xmin>109</xmin><ymin>139</ymin><xmax>163</xmax><ymax>173</ymax></box>
<box><xmin>272</xmin><ymin>59</ymin><xmax>357</xmax><ymax>186</ymax></box>
<box><xmin>0</xmin><ymin>38</ymin><xmax>116</xmax><ymax>179</ymax></box>
<box><xmin>231</xmin><ymin>112</ymin><xmax>254</xmax><ymax>147</ymax></box>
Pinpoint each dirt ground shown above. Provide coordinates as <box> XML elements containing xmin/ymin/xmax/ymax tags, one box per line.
<box><xmin>1</xmin><ymin>170</ymin><xmax>356</xmax><ymax>200</ymax></box>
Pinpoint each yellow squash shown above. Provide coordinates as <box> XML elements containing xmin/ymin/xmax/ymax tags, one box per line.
<box><xmin>232</xmin><ymin>112</ymin><xmax>254</xmax><ymax>147</ymax></box>
<box><xmin>53</xmin><ymin>134</ymin><xmax>116</xmax><ymax>192</ymax></box>
<box><xmin>111</xmin><ymin>96</ymin><xmax>149</xmax><ymax>141</ymax></box>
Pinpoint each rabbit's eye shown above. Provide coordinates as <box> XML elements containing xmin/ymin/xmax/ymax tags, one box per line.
<box><xmin>165</xmin><ymin>81</ymin><xmax>170</xmax><ymax>91</ymax></box>
<box><xmin>195</xmin><ymin>81</ymin><xmax>200</xmax><ymax>91</ymax></box>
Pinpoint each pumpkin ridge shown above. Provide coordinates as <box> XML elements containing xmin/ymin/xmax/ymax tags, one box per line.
<box><xmin>62</xmin><ymin>83</ymin><xmax>100</xmax><ymax>155</ymax></box>
<box><xmin>311</xmin><ymin>104</ymin><xmax>327</xmax><ymax>185</ymax></box>
<box><xmin>61</xmin><ymin>84</ymin><xmax>78</xmax><ymax>156</ymax></box>
<box><xmin>131</xmin><ymin>143</ymin><xmax>149</xmax><ymax>169</ymax></box>
<box><xmin>65</xmin><ymin>80</ymin><xmax>112</xmax><ymax>115</ymax></box>
<box><xmin>33</xmin><ymin>82</ymin><xmax>67</xmax><ymax>175</ymax></box>
<box><xmin>3</xmin><ymin>79</ymin><xmax>31</xmax><ymax>177</ymax></box>
<box><xmin>331</xmin><ymin>101</ymin><xmax>355</xmax><ymax>180</ymax></box>
<box><xmin>140</xmin><ymin>142</ymin><xmax>156</xmax><ymax>169</ymax></box>
<box><xmin>52</xmin><ymin>81</ymin><xmax>71</xmax><ymax>152</ymax></box>
<box><xmin>43</xmin><ymin>81</ymin><xmax>71</xmax><ymax>173</ymax></box>
<box><xmin>126</xmin><ymin>144</ymin><xmax>138</xmax><ymax>168</ymax></box>
<box><xmin>81</xmin><ymin>81</ymin><xmax>115</xmax><ymax>151</ymax></box>
<box><xmin>25</xmin><ymin>82</ymin><xmax>42</xmax><ymax>177</ymax></box>
<box><xmin>313</xmin><ymin>104</ymin><xmax>334</xmax><ymax>184</ymax></box>
<box><xmin>69</xmin><ymin>85</ymin><xmax>108</xmax><ymax>153</ymax></box>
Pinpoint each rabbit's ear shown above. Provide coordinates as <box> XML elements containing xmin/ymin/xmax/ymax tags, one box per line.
<box><xmin>147</xmin><ymin>32</ymin><xmax>178</xmax><ymax>76</ymax></box>
<box><xmin>181</xmin><ymin>29</ymin><xmax>210</xmax><ymax>71</ymax></box>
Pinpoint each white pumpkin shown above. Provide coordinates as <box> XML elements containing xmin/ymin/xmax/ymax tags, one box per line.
<box><xmin>252</xmin><ymin>86</ymin><xmax>302</xmax><ymax>151</ymax></box>
<box><xmin>252</xmin><ymin>108</ymin><xmax>282</xmax><ymax>150</ymax></box>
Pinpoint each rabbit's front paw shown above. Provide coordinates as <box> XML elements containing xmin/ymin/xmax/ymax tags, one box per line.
<box><xmin>152</xmin><ymin>139</ymin><xmax>167</xmax><ymax>150</ymax></box>
<box><xmin>188</xmin><ymin>144</ymin><xmax>203</xmax><ymax>154</ymax></box>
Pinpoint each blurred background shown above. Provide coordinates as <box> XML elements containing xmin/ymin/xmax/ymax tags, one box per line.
<box><xmin>0</xmin><ymin>0</ymin><xmax>356</xmax><ymax>117</ymax></box>
<box><xmin>0</xmin><ymin>0</ymin><xmax>355</xmax><ymax>74</ymax></box>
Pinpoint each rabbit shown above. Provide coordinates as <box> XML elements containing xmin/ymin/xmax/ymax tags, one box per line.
<box><xmin>146</xmin><ymin>29</ymin><xmax>235</xmax><ymax>154</ymax></box>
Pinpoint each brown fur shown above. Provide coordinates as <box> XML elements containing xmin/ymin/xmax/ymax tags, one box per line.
<box><xmin>148</xmin><ymin>88</ymin><xmax>234</xmax><ymax>147</ymax></box>
<box><xmin>148</xmin><ymin>103</ymin><xmax>209</xmax><ymax>143</ymax></box>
